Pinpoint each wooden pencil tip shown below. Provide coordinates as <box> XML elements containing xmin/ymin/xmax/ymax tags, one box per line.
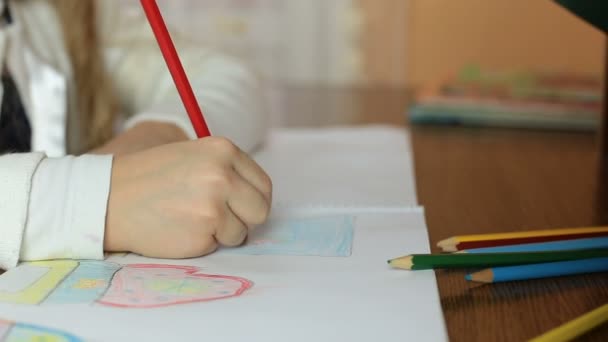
<box><xmin>387</xmin><ymin>256</ymin><xmax>414</xmax><ymax>270</ymax></box>
<box><xmin>441</xmin><ymin>245</ymin><xmax>458</xmax><ymax>252</ymax></box>
<box><xmin>467</xmin><ymin>269</ymin><xmax>494</xmax><ymax>283</ymax></box>
<box><xmin>437</xmin><ymin>237</ymin><xmax>458</xmax><ymax>252</ymax></box>
<box><xmin>437</xmin><ymin>237</ymin><xmax>456</xmax><ymax>246</ymax></box>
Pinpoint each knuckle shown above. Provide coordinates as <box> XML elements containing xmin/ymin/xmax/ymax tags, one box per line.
<box><xmin>209</xmin><ymin>137</ymin><xmax>239</xmax><ymax>156</ymax></box>
<box><xmin>203</xmin><ymin>206</ymin><xmax>227</xmax><ymax>225</ymax></box>
<box><xmin>222</xmin><ymin>225</ymin><xmax>247</xmax><ymax>247</ymax></box>
<box><xmin>181</xmin><ymin>229</ymin><xmax>217</xmax><ymax>257</ymax></box>
<box><xmin>235</xmin><ymin>201</ymin><xmax>270</xmax><ymax>228</ymax></box>
<box><xmin>206</xmin><ymin>166</ymin><xmax>235</xmax><ymax>190</ymax></box>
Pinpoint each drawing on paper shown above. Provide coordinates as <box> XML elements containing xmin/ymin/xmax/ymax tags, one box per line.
<box><xmin>0</xmin><ymin>319</ymin><xmax>84</xmax><ymax>342</ymax></box>
<box><xmin>0</xmin><ymin>261</ymin><xmax>252</xmax><ymax>309</ymax></box>
<box><xmin>99</xmin><ymin>264</ymin><xmax>252</xmax><ymax>308</ymax></box>
<box><xmin>220</xmin><ymin>215</ymin><xmax>355</xmax><ymax>256</ymax></box>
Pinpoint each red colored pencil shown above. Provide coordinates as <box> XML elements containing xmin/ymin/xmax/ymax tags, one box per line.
<box><xmin>140</xmin><ymin>0</ymin><xmax>211</xmax><ymax>138</ymax></box>
<box><xmin>451</xmin><ymin>231</ymin><xmax>608</xmax><ymax>251</ymax></box>
<box><xmin>437</xmin><ymin>228</ymin><xmax>608</xmax><ymax>252</ymax></box>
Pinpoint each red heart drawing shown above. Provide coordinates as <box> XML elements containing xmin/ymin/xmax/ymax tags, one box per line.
<box><xmin>97</xmin><ymin>264</ymin><xmax>252</xmax><ymax>308</ymax></box>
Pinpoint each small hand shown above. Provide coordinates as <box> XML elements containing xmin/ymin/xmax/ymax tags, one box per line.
<box><xmin>104</xmin><ymin>137</ymin><xmax>272</xmax><ymax>258</ymax></box>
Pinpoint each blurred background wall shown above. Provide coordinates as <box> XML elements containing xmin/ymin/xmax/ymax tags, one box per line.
<box><xmin>118</xmin><ymin>0</ymin><xmax>605</xmax><ymax>87</ymax></box>
<box><xmin>402</xmin><ymin>0</ymin><xmax>605</xmax><ymax>87</ymax></box>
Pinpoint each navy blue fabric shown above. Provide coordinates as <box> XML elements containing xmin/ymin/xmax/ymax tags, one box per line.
<box><xmin>0</xmin><ymin>1</ymin><xmax>31</xmax><ymax>153</ymax></box>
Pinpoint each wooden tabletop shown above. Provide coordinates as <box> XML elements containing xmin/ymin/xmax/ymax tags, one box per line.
<box><xmin>279</xmin><ymin>85</ymin><xmax>608</xmax><ymax>342</ymax></box>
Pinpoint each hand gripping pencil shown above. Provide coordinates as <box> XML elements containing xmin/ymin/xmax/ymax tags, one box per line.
<box><xmin>140</xmin><ymin>0</ymin><xmax>211</xmax><ymax>138</ymax></box>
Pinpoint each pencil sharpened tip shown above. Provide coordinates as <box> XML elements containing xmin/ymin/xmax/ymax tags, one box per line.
<box><xmin>464</xmin><ymin>274</ymin><xmax>472</xmax><ymax>281</ymax></box>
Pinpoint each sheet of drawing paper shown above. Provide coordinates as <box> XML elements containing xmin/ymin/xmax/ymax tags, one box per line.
<box><xmin>254</xmin><ymin>126</ymin><xmax>419</xmax><ymax>210</ymax></box>
<box><xmin>217</xmin><ymin>215</ymin><xmax>356</xmax><ymax>257</ymax></box>
<box><xmin>0</xmin><ymin>209</ymin><xmax>447</xmax><ymax>342</ymax></box>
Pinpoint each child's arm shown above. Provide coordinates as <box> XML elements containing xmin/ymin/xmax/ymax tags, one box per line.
<box><xmin>96</xmin><ymin>1</ymin><xmax>268</xmax><ymax>155</ymax></box>
<box><xmin>0</xmin><ymin>153</ymin><xmax>45</xmax><ymax>270</ymax></box>
<box><xmin>1</xmin><ymin>138</ymin><xmax>271</xmax><ymax>269</ymax></box>
<box><xmin>97</xmin><ymin>2</ymin><xmax>269</xmax><ymax>155</ymax></box>
<box><xmin>20</xmin><ymin>154</ymin><xmax>113</xmax><ymax>263</ymax></box>
<box><xmin>104</xmin><ymin>47</ymin><xmax>268</xmax><ymax>154</ymax></box>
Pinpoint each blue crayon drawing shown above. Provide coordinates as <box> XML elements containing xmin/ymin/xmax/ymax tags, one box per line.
<box><xmin>221</xmin><ymin>215</ymin><xmax>355</xmax><ymax>257</ymax></box>
<box><xmin>0</xmin><ymin>261</ymin><xmax>253</xmax><ymax>309</ymax></box>
<box><xmin>45</xmin><ymin>261</ymin><xmax>121</xmax><ymax>305</ymax></box>
<box><xmin>1</xmin><ymin>320</ymin><xmax>84</xmax><ymax>342</ymax></box>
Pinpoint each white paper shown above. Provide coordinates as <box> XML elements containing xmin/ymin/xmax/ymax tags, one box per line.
<box><xmin>0</xmin><ymin>126</ymin><xmax>446</xmax><ymax>342</ymax></box>
<box><xmin>0</xmin><ymin>265</ymin><xmax>48</xmax><ymax>292</ymax></box>
<box><xmin>254</xmin><ymin>125</ymin><xmax>419</xmax><ymax>211</ymax></box>
<box><xmin>0</xmin><ymin>210</ymin><xmax>446</xmax><ymax>342</ymax></box>
<box><xmin>217</xmin><ymin>215</ymin><xmax>356</xmax><ymax>257</ymax></box>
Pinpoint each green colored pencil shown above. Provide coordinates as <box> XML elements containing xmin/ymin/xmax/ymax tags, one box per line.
<box><xmin>387</xmin><ymin>249</ymin><xmax>608</xmax><ymax>270</ymax></box>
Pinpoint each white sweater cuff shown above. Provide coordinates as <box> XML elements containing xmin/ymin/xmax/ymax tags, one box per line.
<box><xmin>20</xmin><ymin>154</ymin><xmax>113</xmax><ymax>261</ymax></box>
<box><xmin>0</xmin><ymin>153</ymin><xmax>45</xmax><ymax>269</ymax></box>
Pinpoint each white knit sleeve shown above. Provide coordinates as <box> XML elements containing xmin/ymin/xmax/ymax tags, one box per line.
<box><xmin>0</xmin><ymin>152</ymin><xmax>45</xmax><ymax>270</ymax></box>
<box><xmin>20</xmin><ymin>155</ymin><xmax>113</xmax><ymax>262</ymax></box>
<box><xmin>98</xmin><ymin>1</ymin><xmax>269</xmax><ymax>152</ymax></box>
<box><xmin>123</xmin><ymin>53</ymin><xmax>269</xmax><ymax>153</ymax></box>
<box><xmin>104</xmin><ymin>37</ymin><xmax>268</xmax><ymax>153</ymax></box>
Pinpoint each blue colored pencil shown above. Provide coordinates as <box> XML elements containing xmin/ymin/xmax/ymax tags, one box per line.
<box><xmin>459</xmin><ymin>236</ymin><xmax>608</xmax><ymax>254</ymax></box>
<box><xmin>465</xmin><ymin>257</ymin><xmax>608</xmax><ymax>283</ymax></box>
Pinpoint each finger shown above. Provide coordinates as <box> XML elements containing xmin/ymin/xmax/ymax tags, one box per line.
<box><xmin>175</xmin><ymin>222</ymin><xmax>219</xmax><ymax>257</ymax></box>
<box><xmin>195</xmin><ymin>239</ymin><xmax>219</xmax><ymax>257</ymax></box>
<box><xmin>203</xmin><ymin>137</ymin><xmax>272</xmax><ymax>204</ymax></box>
<box><xmin>227</xmin><ymin>174</ymin><xmax>271</xmax><ymax>226</ymax></box>
<box><xmin>214</xmin><ymin>206</ymin><xmax>248</xmax><ymax>247</ymax></box>
<box><xmin>155</xmin><ymin>233</ymin><xmax>218</xmax><ymax>259</ymax></box>
<box><xmin>231</xmin><ymin>150</ymin><xmax>272</xmax><ymax>204</ymax></box>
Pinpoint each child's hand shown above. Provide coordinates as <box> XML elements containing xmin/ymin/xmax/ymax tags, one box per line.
<box><xmin>91</xmin><ymin>122</ymin><xmax>189</xmax><ymax>156</ymax></box>
<box><xmin>104</xmin><ymin>137</ymin><xmax>272</xmax><ymax>258</ymax></box>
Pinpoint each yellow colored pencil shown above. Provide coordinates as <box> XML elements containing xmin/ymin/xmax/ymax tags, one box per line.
<box><xmin>529</xmin><ymin>304</ymin><xmax>608</xmax><ymax>342</ymax></box>
<box><xmin>437</xmin><ymin>226</ymin><xmax>608</xmax><ymax>252</ymax></box>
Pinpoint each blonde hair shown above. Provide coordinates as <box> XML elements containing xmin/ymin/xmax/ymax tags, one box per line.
<box><xmin>52</xmin><ymin>0</ymin><xmax>118</xmax><ymax>151</ymax></box>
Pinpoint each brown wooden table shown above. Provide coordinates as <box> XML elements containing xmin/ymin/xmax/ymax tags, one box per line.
<box><xmin>279</xmin><ymin>85</ymin><xmax>608</xmax><ymax>342</ymax></box>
